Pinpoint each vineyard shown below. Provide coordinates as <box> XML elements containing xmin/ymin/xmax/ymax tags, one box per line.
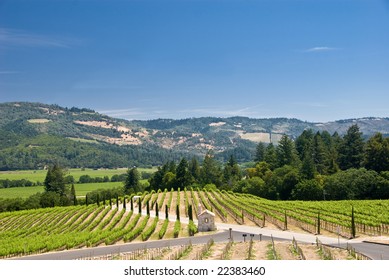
<box><xmin>78</xmin><ymin>238</ymin><xmax>366</xmax><ymax>260</ymax></box>
<box><xmin>1</xmin><ymin>188</ymin><xmax>389</xmax><ymax>259</ymax></box>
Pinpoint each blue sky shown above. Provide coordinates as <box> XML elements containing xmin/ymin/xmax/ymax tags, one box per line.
<box><xmin>0</xmin><ymin>0</ymin><xmax>388</xmax><ymax>122</ymax></box>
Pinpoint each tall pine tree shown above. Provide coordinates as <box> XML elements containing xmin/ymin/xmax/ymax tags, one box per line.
<box><xmin>44</xmin><ymin>164</ymin><xmax>67</xmax><ymax>196</ymax></box>
<box><xmin>254</xmin><ymin>142</ymin><xmax>266</xmax><ymax>162</ymax></box>
<box><xmin>124</xmin><ymin>167</ymin><xmax>140</xmax><ymax>194</ymax></box>
<box><xmin>276</xmin><ymin>135</ymin><xmax>299</xmax><ymax>168</ymax></box>
<box><xmin>364</xmin><ymin>133</ymin><xmax>389</xmax><ymax>172</ymax></box>
<box><xmin>264</xmin><ymin>143</ymin><xmax>278</xmax><ymax>170</ymax></box>
<box><xmin>338</xmin><ymin>124</ymin><xmax>364</xmax><ymax>170</ymax></box>
<box><xmin>175</xmin><ymin>158</ymin><xmax>192</xmax><ymax>189</ymax></box>
<box><xmin>200</xmin><ymin>151</ymin><xmax>222</xmax><ymax>187</ymax></box>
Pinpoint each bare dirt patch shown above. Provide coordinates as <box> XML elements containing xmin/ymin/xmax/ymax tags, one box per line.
<box><xmin>274</xmin><ymin>242</ymin><xmax>298</xmax><ymax>260</ymax></box>
<box><xmin>230</xmin><ymin>242</ymin><xmax>249</xmax><ymax>260</ymax></box>
<box><xmin>299</xmin><ymin>244</ymin><xmax>321</xmax><ymax>260</ymax></box>
<box><xmin>240</xmin><ymin>132</ymin><xmax>271</xmax><ymax>143</ymax></box>
<box><xmin>209</xmin><ymin>122</ymin><xmax>226</xmax><ymax>127</ymax></box>
<box><xmin>27</xmin><ymin>119</ymin><xmax>51</xmax><ymax>124</ymax></box>
<box><xmin>252</xmin><ymin>241</ymin><xmax>270</xmax><ymax>260</ymax></box>
<box><xmin>203</xmin><ymin>243</ymin><xmax>226</xmax><ymax>260</ymax></box>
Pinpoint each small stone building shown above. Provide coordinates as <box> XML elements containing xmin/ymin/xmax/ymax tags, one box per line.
<box><xmin>197</xmin><ymin>204</ymin><xmax>216</xmax><ymax>232</ymax></box>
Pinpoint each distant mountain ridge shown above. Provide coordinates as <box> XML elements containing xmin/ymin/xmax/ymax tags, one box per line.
<box><xmin>0</xmin><ymin>102</ymin><xmax>388</xmax><ymax>169</ymax></box>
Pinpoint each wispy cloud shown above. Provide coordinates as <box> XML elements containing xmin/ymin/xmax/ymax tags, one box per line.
<box><xmin>0</xmin><ymin>27</ymin><xmax>78</xmax><ymax>49</ymax></box>
<box><xmin>99</xmin><ymin>108</ymin><xmax>147</xmax><ymax>119</ymax></box>
<box><xmin>304</xmin><ymin>46</ymin><xmax>339</xmax><ymax>53</ymax></box>
<box><xmin>99</xmin><ymin>105</ymin><xmax>264</xmax><ymax>121</ymax></box>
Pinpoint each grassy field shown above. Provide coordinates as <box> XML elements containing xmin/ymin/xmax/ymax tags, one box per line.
<box><xmin>0</xmin><ymin>181</ymin><xmax>146</xmax><ymax>199</ymax></box>
<box><xmin>0</xmin><ymin>167</ymin><xmax>156</xmax><ymax>183</ymax></box>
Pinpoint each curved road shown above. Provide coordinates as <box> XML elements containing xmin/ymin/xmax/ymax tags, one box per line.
<box><xmin>12</xmin><ymin>211</ymin><xmax>389</xmax><ymax>260</ymax></box>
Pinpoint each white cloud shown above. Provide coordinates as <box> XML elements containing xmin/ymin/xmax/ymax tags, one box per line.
<box><xmin>99</xmin><ymin>105</ymin><xmax>264</xmax><ymax>121</ymax></box>
<box><xmin>304</xmin><ymin>47</ymin><xmax>338</xmax><ymax>53</ymax></box>
<box><xmin>0</xmin><ymin>27</ymin><xmax>78</xmax><ymax>49</ymax></box>
<box><xmin>99</xmin><ymin>108</ymin><xmax>146</xmax><ymax>119</ymax></box>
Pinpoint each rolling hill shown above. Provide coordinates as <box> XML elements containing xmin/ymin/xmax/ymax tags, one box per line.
<box><xmin>1</xmin><ymin>102</ymin><xmax>388</xmax><ymax>170</ymax></box>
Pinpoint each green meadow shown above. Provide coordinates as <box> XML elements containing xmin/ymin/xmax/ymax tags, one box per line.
<box><xmin>0</xmin><ymin>182</ymin><xmax>129</xmax><ymax>199</ymax></box>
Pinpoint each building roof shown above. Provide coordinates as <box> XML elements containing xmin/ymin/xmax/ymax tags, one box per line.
<box><xmin>198</xmin><ymin>209</ymin><xmax>215</xmax><ymax>217</ymax></box>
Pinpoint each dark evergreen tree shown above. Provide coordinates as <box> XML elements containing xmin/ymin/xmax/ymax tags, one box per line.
<box><xmin>364</xmin><ymin>133</ymin><xmax>389</xmax><ymax>172</ymax></box>
<box><xmin>148</xmin><ymin>165</ymin><xmax>167</xmax><ymax>191</ymax></box>
<box><xmin>300</xmin><ymin>151</ymin><xmax>316</xmax><ymax>180</ymax></box>
<box><xmin>70</xmin><ymin>184</ymin><xmax>77</xmax><ymax>205</ymax></box>
<box><xmin>123</xmin><ymin>196</ymin><xmax>126</xmax><ymax>209</ymax></box>
<box><xmin>97</xmin><ymin>193</ymin><xmax>100</xmax><ymax>206</ymax></box>
<box><xmin>155</xmin><ymin>202</ymin><xmax>159</xmax><ymax>218</ymax></box>
<box><xmin>176</xmin><ymin>204</ymin><xmax>180</xmax><ymax>221</ymax></box>
<box><xmin>165</xmin><ymin>205</ymin><xmax>168</xmax><ymax>219</ymax></box>
<box><xmin>44</xmin><ymin>164</ymin><xmax>67</xmax><ymax>196</ymax></box>
<box><xmin>295</xmin><ymin>129</ymin><xmax>314</xmax><ymax>161</ymax></box>
<box><xmin>175</xmin><ymin>158</ymin><xmax>192</xmax><ymax>189</ymax></box>
<box><xmin>200</xmin><ymin>151</ymin><xmax>222</xmax><ymax>187</ymax></box>
<box><xmin>338</xmin><ymin>124</ymin><xmax>364</xmax><ymax>170</ymax></box>
<box><xmin>264</xmin><ymin>143</ymin><xmax>278</xmax><ymax>170</ymax></box>
<box><xmin>188</xmin><ymin>157</ymin><xmax>201</xmax><ymax>183</ymax></box>
<box><xmin>223</xmin><ymin>155</ymin><xmax>242</xmax><ymax>189</ymax></box>
<box><xmin>130</xmin><ymin>196</ymin><xmax>134</xmax><ymax>211</ymax></box>
<box><xmin>146</xmin><ymin>200</ymin><xmax>150</xmax><ymax>216</ymax></box>
<box><xmin>138</xmin><ymin>197</ymin><xmax>141</xmax><ymax>214</ymax></box>
<box><xmin>85</xmin><ymin>194</ymin><xmax>88</xmax><ymax>206</ymax></box>
<box><xmin>116</xmin><ymin>196</ymin><xmax>119</xmax><ymax>209</ymax></box>
<box><xmin>124</xmin><ymin>167</ymin><xmax>140</xmax><ymax>194</ymax></box>
<box><xmin>327</xmin><ymin>148</ymin><xmax>340</xmax><ymax>175</ymax></box>
<box><xmin>320</xmin><ymin>130</ymin><xmax>333</xmax><ymax>150</ymax></box>
<box><xmin>254</xmin><ymin>142</ymin><xmax>266</xmax><ymax>162</ymax></box>
<box><xmin>313</xmin><ymin>132</ymin><xmax>328</xmax><ymax>174</ymax></box>
<box><xmin>188</xmin><ymin>204</ymin><xmax>193</xmax><ymax>221</ymax></box>
<box><xmin>276</xmin><ymin>135</ymin><xmax>299</xmax><ymax>168</ymax></box>
<box><xmin>168</xmin><ymin>161</ymin><xmax>177</xmax><ymax>173</ymax></box>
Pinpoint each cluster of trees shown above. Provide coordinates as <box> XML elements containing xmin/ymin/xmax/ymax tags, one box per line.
<box><xmin>143</xmin><ymin>124</ymin><xmax>389</xmax><ymax>201</ymax></box>
<box><xmin>3</xmin><ymin>124</ymin><xmax>389</xmax><ymax>213</ymax></box>
<box><xmin>146</xmin><ymin>152</ymin><xmax>241</xmax><ymax>192</ymax></box>
<box><xmin>77</xmin><ymin>172</ymin><xmax>150</xmax><ymax>184</ymax></box>
<box><xmin>246</xmin><ymin>125</ymin><xmax>389</xmax><ymax>200</ymax></box>
<box><xmin>0</xmin><ymin>179</ymin><xmax>41</xmax><ymax>188</ymax></box>
<box><xmin>254</xmin><ymin>124</ymin><xmax>389</xmax><ymax>174</ymax></box>
<box><xmin>0</xmin><ymin>164</ymin><xmax>78</xmax><ymax>212</ymax></box>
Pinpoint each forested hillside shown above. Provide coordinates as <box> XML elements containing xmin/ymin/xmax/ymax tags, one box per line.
<box><xmin>1</xmin><ymin>102</ymin><xmax>389</xmax><ymax>170</ymax></box>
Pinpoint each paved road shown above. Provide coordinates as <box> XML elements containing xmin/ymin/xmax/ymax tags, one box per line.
<box><xmin>11</xmin><ymin>209</ymin><xmax>389</xmax><ymax>260</ymax></box>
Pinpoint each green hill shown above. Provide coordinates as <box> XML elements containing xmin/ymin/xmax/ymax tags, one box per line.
<box><xmin>1</xmin><ymin>102</ymin><xmax>389</xmax><ymax>170</ymax></box>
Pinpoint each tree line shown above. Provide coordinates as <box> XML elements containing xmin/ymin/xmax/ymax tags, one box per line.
<box><xmin>130</xmin><ymin>124</ymin><xmax>389</xmax><ymax>201</ymax></box>
<box><xmin>2</xmin><ymin>124</ymin><xmax>389</xmax><ymax>213</ymax></box>
<box><xmin>246</xmin><ymin>124</ymin><xmax>389</xmax><ymax>199</ymax></box>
